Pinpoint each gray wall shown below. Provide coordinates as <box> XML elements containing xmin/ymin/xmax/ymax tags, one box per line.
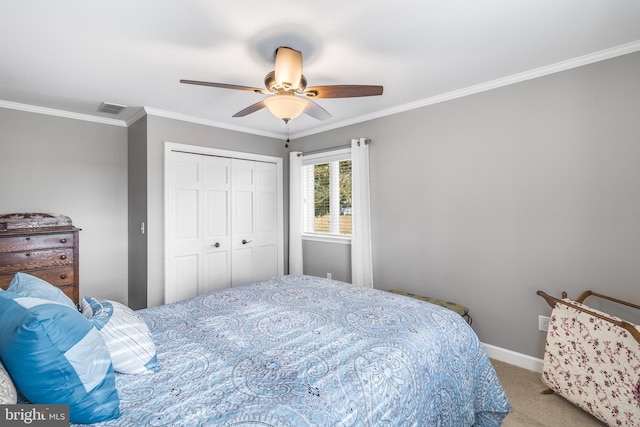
<box><xmin>127</xmin><ymin>116</ymin><xmax>148</xmax><ymax>309</ymax></box>
<box><xmin>0</xmin><ymin>108</ymin><xmax>129</xmax><ymax>302</ymax></box>
<box><xmin>292</xmin><ymin>51</ymin><xmax>640</xmax><ymax>359</ymax></box>
<box><xmin>141</xmin><ymin>114</ymin><xmax>287</xmax><ymax>308</ymax></box>
<box><xmin>302</xmin><ymin>240</ymin><xmax>351</xmax><ymax>283</ymax></box>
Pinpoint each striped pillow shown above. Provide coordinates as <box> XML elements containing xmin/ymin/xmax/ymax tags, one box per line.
<box><xmin>0</xmin><ymin>291</ymin><xmax>120</xmax><ymax>423</ymax></box>
<box><xmin>81</xmin><ymin>297</ymin><xmax>158</xmax><ymax>375</ymax></box>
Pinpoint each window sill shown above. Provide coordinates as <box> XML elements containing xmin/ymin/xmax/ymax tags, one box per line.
<box><xmin>302</xmin><ymin>233</ymin><xmax>352</xmax><ymax>245</ymax></box>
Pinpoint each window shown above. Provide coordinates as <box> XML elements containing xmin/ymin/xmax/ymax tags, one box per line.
<box><xmin>302</xmin><ymin>148</ymin><xmax>352</xmax><ymax>238</ymax></box>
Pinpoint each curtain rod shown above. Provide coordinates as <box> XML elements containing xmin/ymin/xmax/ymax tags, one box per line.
<box><xmin>296</xmin><ymin>139</ymin><xmax>370</xmax><ymax>157</ymax></box>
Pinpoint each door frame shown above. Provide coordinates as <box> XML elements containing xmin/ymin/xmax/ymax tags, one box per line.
<box><xmin>164</xmin><ymin>141</ymin><xmax>284</xmax><ymax>304</ymax></box>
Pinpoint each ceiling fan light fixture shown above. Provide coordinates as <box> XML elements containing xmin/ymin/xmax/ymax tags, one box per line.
<box><xmin>274</xmin><ymin>47</ymin><xmax>302</xmax><ymax>90</ymax></box>
<box><xmin>263</xmin><ymin>94</ymin><xmax>308</xmax><ymax>120</ymax></box>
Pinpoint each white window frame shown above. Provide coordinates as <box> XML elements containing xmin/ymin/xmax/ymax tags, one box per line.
<box><xmin>301</xmin><ymin>148</ymin><xmax>352</xmax><ymax>245</ymax></box>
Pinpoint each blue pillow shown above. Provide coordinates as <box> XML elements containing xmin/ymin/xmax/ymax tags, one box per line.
<box><xmin>0</xmin><ymin>291</ymin><xmax>120</xmax><ymax>423</ymax></box>
<box><xmin>8</xmin><ymin>272</ymin><xmax>76</xmax><ymax>309</ymax></box>
<box><xmin>81</xmin><ymin>297</ymin><xmax>158</xmax><ymax>374</ymax></box>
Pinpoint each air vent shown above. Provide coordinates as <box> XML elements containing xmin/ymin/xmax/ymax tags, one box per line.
<box><xmin>97</xmin><ymin>102</ymin><xmax>126</xmax><ymax>114</ymax></box>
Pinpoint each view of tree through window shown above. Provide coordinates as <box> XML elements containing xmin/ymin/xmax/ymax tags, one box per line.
<box><xmin>313</xmin><ymin>163</ymin><xmax>330</xmax><ymax>230</ymax></box>
<box><xmin>312</xmin><ymin>160</ymin><xmax>352</xmax><ymax>235</ymax></box>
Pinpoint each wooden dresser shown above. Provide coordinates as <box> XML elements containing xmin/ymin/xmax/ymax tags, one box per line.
<box><xmin>0</xmin><ymin>213</ymin><xmax>80</xmax><ymax>304</ymax></box>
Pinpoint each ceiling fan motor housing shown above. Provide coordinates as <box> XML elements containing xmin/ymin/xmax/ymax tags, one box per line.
<box><xmin>264</xmin><ymin>71</ymin><xmax>308</xmax><ymax>93</ymax></box>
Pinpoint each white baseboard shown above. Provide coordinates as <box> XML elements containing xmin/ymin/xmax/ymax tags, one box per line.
<box><xmin>482</xmin><ymin>342</ymin><xmax>544</xmax><ymax>373</ymax></box>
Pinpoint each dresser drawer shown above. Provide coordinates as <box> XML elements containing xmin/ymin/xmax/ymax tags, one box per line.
<box><xmin>0</xmin><ymin>248</ymin><xmax>74</xmax><ymax>274</ymax></box>
<box><xmin>0</xmin><ymin>233</ymin><xmax>75</xmax><ymax>252</ymax></box>
<box><xmin>0</xmin><ymin>267</ymin><xmax>74</xmax><ymax>289</ymax></box>
<box><xmin>29</xmin><ymin>266</ymin><xmax>75</xmax><ymax>287</ymax></box>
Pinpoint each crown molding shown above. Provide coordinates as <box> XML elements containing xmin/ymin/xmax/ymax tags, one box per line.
<box><xmin>0</xmin><ymin>100</ymin><xmax>128</xmax><ymax>127</ymax></box>
<box><xmin>143</xmin><ymin>108</ymin><xmax>283</xmax><ymax>139</ymax></box>
<box><xmin>124</xmin><ymin>107</ymin><xmax>147</xmax><ymax>126</ymax></box>
<box><xmin>291</xmin><ymin>40</ymin><xmax>640</xmax><ymax>139</ymax></box>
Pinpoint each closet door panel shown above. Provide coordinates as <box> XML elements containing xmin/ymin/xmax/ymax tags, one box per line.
<box><xmin>231</xmin><ymin>159</ymin><xmax>256</xmax><ymax>287</ymax></box>
<box><xmin>231</xmin><ymin>247</ymin><xmax>254</xmax><ymax>287</ymax></box>
<box><xmin>174</xmin><ymin>190</ymin><xmax>199</xmax><ymax>240</ymax></box>
<box><xmin>203</xmin><ymin>251</ymin><xmax>229</xmax><ymax>294</ymax></box>
<box><xmin>173</xmin><ymin>254</ymin><xmax>199</xmax><ymax>302</ymax></box>
<box><xmin>167</xmin><ymin>153</ymin><xmax>203</xmax><ymax>303</ymax></box>
<box><xmin>232</xmin><ymin>160</ymin><xmax>255</xmax><ymax>186</ymax></box>
<box><xmin>202</xmin><ymin>156</ymin><xmax>232</xmax><ymax>294</ymax></box>
<box><xmin>205</xmin><ymin>190</ymin><xmax>228</xmax><ymax>238</ymax></box>
<box><xmin>254</xmin><ymin>244</ymin><xmax>277</xmax><ymax>280</ymax></box>
<box><xmin>254</xmin><ymin>162</ymin><xmax>278</xmax><ymax>278</ymax></box>
<box><xmin>172</xmin><ymin>154</ymin><xmax>201</xmax><ymax>256</ymax></box>
<box><xmin>233</xmin><ymin>191</ymin><xmax>254</xmax><ymax>235</ymax></box>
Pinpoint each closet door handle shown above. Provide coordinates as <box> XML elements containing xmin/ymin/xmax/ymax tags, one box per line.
<box><xmin>211</xmin><ymin>242</ymin><xmax>220</xmax><ymax>248</ymax></box>
<box><xmin>242</xmin><ymin>239</ymin><xmax>252</xmax><ymax>245</ymax></box>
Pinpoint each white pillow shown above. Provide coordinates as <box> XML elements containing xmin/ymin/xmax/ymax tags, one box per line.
<box><xmin>0</xmin><ymin>359</ymin><xmax>17</xmax><ymax>405</ymax></box>
<box><xmin>81</xmin><ymin>297</ymin><xmax>158</xmax><ymax>375</ymax></box>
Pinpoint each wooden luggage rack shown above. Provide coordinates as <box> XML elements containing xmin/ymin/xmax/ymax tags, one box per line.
<box><xmin>536</xmin><ymin>289</ymin><xmax>640</xmax><ymax>427</ymax></box>
<box><xmin>537</xmin><ymin>290</ymin><xmax>640</xmax><ymax>344</ymax></box>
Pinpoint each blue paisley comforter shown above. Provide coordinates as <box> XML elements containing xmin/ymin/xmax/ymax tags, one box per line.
<box><xmin>77</xmin><ymin>275</ymin><xmax>511</xmax><ymax>426</ymax></box>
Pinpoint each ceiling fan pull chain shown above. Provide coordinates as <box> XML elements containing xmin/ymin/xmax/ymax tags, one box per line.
<box><xmin>284</xmin><ymin>118</ymin><xmax>290</xmax><ymax>148</ymax></box>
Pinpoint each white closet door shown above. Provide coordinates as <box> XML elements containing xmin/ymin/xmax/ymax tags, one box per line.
<box><xmin>254</xmin><ymin>161</ymin><xmax>279</xmax><ymax>280</ymax></box>
<box><xmin>166</xmin><ymin>154</ymin><xmax>232</xmax><ymax>303</ymax></box>
<box><xmin>230</xmin><ymin>160</ymin><xmax>279</xmax><ymax>286</ymax></box>
<box><xmin>166</xmin><ymin>152</ymin><xmax>204</xmax><ymax>303</ymax></box>
<box><xmin>166</xmin><ymin>149</ymin><xmax>280</xmax><ymax>303</ymax></box>
<box><xmin>202</xmin><ymin>156</ymin><xmax>232</xmax><ymax>294</ymax></box>
<box><xmin>231</xmin><ymin>158</ymin><xmax>255</xmax><ymax>287</ymax></box>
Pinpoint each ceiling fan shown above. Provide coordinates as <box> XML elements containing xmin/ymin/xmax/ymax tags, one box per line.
<box><xmin>180</xmin><ymin>46</ymin><xmax>383</xmax><ymax>122</ymax></box>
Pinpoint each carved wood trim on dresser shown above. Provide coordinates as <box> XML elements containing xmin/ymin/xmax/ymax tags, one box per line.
<box><xmin>0</xmin><ymin>213</ymin><xmax>80</xmax><ymax>304</ymax></box>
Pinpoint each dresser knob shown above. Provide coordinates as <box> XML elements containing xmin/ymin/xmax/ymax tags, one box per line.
<box><xmin>25</xmin><ymin>237</ymin><xmax>31</xmax><ymax>241</ymax></box>
<box><xmin>60</xmin><ymin>274</ymin><xmax>67</xmax><ymax>279</ymax></box>
<box><xmin>60</xmin><ymin>255</ymin><xmax>67</xmax><ymax>260</ymax></box>
<box><xmin>25</xmin><ymin>253</ymin><xmax>31</xmax><ymax>257</ymax></box>
<box><xmin>60</xmin><ymin>238</ymin><xmax>67</xmax><ymax>244</ymax></box>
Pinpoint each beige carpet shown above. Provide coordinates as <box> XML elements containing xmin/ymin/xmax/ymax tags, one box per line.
<box><xmin>491</xmin><ymin>359</ymin><xmax>606</xmax><ymax>427</ymax></box>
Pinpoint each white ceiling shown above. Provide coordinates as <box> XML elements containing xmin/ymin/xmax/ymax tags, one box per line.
<box><xmin>2</xmin><ymin>0</ymin><xmax>640</xmax><ymax>139</ymax></box>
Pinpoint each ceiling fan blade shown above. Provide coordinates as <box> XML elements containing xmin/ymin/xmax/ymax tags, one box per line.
<box><xmin>304</xmin><ymin>85</ymin><xmax>383</xmax><ymax>98</ymax></box>
<box><xmin>274</xmin><ymin>47</ymin><xmax>302</xmax><ymax>90</ymax></box>
<box><xmin>232</xmin><ymin>100</ymin><xmax>267</xmax><ymax>117</ymax></box>
<box><xmin>304</xmin><ymin>100</ymin><xmax>332</xmax><ymax>121</ymax></box>
<box><xmin>180</xmin><ymin>79</ymin><xmax>268</xmax><ymax>94</ymax></box>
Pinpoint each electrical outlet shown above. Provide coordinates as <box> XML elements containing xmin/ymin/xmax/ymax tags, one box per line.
<box><xmin>538</xmin><ymin>315</ymin><xmax>550</xmax><ymax>332</ymax></box>
<box><xmin>326</xmin><ymin>273</ymin><xmax>332</xmax><ymax>279</ymax></box>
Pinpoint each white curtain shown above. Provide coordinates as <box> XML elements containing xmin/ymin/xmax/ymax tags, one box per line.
<box><xmin>288</xmin><ymin>151</ymin><xmax>304</xmax><ymax>275</ymax></box>
<box><xmin>351</xmin><ymin>138</ymin><xmax>374</xmax><ymax>288</ymax></box>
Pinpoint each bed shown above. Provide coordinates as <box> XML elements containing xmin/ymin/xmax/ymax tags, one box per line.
<box><xmin>4</xmin><ymin>275</ymin><xmax>511</xmax><ymax>426</ymax></box>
